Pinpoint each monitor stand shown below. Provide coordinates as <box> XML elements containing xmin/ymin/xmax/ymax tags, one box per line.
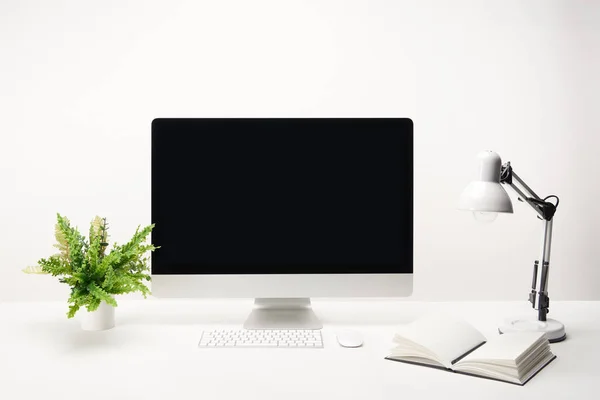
<box><xmin>243</xmin><ymin>298</ymin><xmax>323</xmax><ymax>330</ymax></box>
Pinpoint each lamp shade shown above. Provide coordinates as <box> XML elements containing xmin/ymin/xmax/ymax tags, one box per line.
<box><xmin>459</xmin><ymin>151</ymin><xmax>514</xmax><ymax>213</ymax></box>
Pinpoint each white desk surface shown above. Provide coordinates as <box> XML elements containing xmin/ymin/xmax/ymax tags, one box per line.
<box><xmin>1</xmin><ymin>299</ymin><xmax>598</xmax><ymax>400</ymax></box>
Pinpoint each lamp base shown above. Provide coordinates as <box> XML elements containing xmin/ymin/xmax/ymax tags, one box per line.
<box><xmin>498</xmin><ymin>318</ymin><xmax>566</xmax><ymax>343</ymax></box>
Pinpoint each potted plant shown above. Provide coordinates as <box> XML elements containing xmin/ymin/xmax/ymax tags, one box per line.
<box><xmin>23</xmin><ymin>213</ymin><xmax>157</xmax><ymax>330</ymax></box>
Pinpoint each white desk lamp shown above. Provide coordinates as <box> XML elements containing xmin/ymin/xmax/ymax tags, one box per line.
<box><xmin>459</xmin><ymin>151</ymin><xmax>566</xmax><ymax>343</ymax></box>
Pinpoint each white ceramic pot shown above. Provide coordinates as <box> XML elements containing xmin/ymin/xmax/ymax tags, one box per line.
<box><xmin>81</xmin><ymin>301</ymin><xmax>115</xmax><ymax>331</ymax></box>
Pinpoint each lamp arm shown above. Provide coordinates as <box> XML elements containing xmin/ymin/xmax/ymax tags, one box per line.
<box><xmin>499</xmin><ymin>162</ymin><xmax>558</xmax><ymax>321</ymax></box>
<box><xmin>500</xmin><ymin>162</ymin><xmax>558</xmax><ymax>220</ymax></box>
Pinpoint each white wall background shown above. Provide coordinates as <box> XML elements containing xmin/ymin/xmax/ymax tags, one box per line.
<box><xmin>1</xmin><ymin>0</ymin><xmax>598</xmax><ymax>302</ymax></box>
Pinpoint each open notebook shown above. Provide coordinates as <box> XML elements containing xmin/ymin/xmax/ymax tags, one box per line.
<box><xmin>385</xmin><ymin>314</ymin><xmax>556</xmax><ymax>385</ymax></box>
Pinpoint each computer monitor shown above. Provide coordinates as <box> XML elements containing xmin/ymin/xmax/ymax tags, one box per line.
<box><xmin>151</xmin><ymin>118</ymin><xmax>413</xmax><ymax>329</ymax></box>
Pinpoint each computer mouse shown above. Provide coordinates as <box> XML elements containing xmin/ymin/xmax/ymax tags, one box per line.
<box><xmin>336</xmin><ymin>330</ymin><xmax>363</xmax><ymax>348</ymax></box>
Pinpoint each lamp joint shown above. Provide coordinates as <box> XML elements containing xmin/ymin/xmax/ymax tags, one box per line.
<box><xmin>528</xmin><ymin>198</ymin><xmax>557</xmax><ymax>221</ymax></box>
<box><xmin>500</xmin><ymin>162</ymin><xmax>513</xmax><ymax>184</ymax></box>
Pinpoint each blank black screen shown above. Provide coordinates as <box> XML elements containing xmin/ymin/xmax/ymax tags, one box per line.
<box><xmin>151</xmin><ymin>118</ymin><xmax>413</xmax><ymax>274</ymax></box>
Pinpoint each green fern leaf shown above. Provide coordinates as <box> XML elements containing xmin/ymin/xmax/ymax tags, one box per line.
<box><xmin>87</xmin><ymin>282</ymin><xmax>118</xmax><ymax>307</ymax></box>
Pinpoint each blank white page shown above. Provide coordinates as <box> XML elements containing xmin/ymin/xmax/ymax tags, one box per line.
<box><xmin>395</xmin><ymin>313</ymin><xmax>486</xmax><ymax>368</ymax></box>
<box><xmin>457</xmin><ymin>332</ymin><xmax>546</xmax><ymax>364</ymax></box>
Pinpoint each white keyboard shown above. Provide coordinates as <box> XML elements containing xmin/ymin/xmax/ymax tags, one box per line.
<box><xmin>198</xmin><ymin>329</ymin><xmax>324</xmax><ymax>348</ymax></box>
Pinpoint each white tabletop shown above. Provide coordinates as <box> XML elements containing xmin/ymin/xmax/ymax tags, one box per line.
<box><xmin>1</xmin><ymin>299</ymin><xmax>598</xmax><ymax>400</ymax></box>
